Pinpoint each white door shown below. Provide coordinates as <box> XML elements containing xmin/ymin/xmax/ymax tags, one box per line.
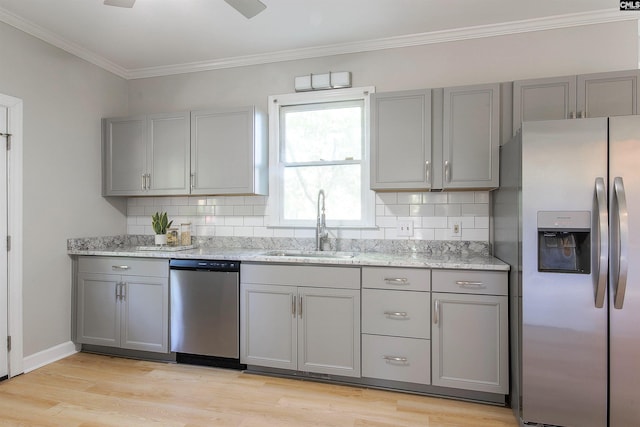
<box><xmin>0</xmin><ymin>106</ymin><xmax>8</xmax><ymax>379</ymax></box>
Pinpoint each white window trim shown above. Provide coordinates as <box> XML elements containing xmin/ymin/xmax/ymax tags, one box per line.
<box><xmin>267</xmin><ymin>86</ymin><xmax>376</xmax><ymax>229</ymax></box>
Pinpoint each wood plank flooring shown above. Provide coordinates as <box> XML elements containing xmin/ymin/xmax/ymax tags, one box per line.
<box><xmin>0</xmin><ymin>353</ymin><xmax>518</xmax><ymax>426</ymax></box>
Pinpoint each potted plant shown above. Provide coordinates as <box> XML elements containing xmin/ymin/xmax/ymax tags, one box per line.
<box><xmin>151</xmin><ymin>211</ymin><xmax>173</xmax><ymax>246</ymax></box>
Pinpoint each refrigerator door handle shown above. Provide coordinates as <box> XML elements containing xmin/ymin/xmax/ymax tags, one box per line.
<box><xmin>612</xmin><ymin>177</ymin><xmax>629</xmax><ymax>309</ymax></box>
<box><xmin>594</xmin><ymin>177</ymin><xmax>608</xmax><ymax>308</ymax></box>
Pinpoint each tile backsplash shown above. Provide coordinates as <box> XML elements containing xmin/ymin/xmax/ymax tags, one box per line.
<box><xmin>126</xmin><ymin>191</ymin><xmax>489</xmax><ymax>242</ymax></box>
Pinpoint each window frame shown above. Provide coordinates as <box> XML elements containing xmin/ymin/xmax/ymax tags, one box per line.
<box><xmin>267</xmin><ymin>86</ymin><xmax>376</xmax><ymax>228</ymax></box>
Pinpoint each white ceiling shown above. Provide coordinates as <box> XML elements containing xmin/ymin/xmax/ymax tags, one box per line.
<box><xmin>0</xmin><ymin>0</ymin><xmax>633</xmax><ymax>79</ymax></box>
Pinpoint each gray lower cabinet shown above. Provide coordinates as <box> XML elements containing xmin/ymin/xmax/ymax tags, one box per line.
<box><xmin>240</xmin><ymin>263</ymin><xmax>361</xmax><ymax>377</ymax></box>
<box><xmin>441</xmin><ymin>83</ymin><xmax>500</xmax><ymax>190</ymax></box>
<box><xmin>103</xmin><ymin>112</ymin><xmax>190</xmax><ymax>196</ymax></box>
<box><xmin>76</xmin><ymin>256</ymin><xmax>169</xmax><ymax>353</ymax></box>
<box><xmin>361</xmin><ymin>267</ymin><xmax>431</xmax><ymax>385</ymax></box>
<box><xmin>191</xmin><ymin>106</ymin><xmax>267</xmax><ymax>195</ymax></box>
<box><xmin>513</xmin><ymin>69</ymin><xmax>640</xmax><ymax>135</ymax></box>
<box><xmin>370</xmin><ymin>90</ymin><xmax>433</xmax><ymax>190</ymax></box>
<box><xmin>431</xmin><ymin>270</ymin><xmax>508</xmax><ymax>394</ymax></box>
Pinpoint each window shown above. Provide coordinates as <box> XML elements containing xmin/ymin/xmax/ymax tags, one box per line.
<box><xmin>268</xmin><ymin>87</ymin><xmax>376</xmax><ymax>228</ymax></box>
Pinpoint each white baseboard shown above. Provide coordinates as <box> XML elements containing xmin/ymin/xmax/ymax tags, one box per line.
<box><xmin>22</xmin><ymin>341</ymin><xmax>79</xmax><ymax>373</ymax></box>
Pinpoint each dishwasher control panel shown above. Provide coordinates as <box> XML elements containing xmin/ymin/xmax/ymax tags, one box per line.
<box><xmin>169</xmin><ymin>259</ymin><xmax>240</xmax><ymax>272</ymax></box>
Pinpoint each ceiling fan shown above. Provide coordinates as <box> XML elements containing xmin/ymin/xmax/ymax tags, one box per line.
<box><xmin>103</xmin><ymin>0</ymin><xmax>267</xmax><ymax>19</ymax></box>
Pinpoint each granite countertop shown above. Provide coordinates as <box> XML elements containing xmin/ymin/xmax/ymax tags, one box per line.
<box><xmin>68</xmin><ymin>242</ymin><xmax>509</xmax><ymax>272</ymax></box>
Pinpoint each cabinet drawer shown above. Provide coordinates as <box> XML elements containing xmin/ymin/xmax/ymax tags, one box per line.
<box><xmin>362</xmin><ymin>334</ymin><xmax>430</xmax><ymax>385</ymax></box>
<box><xmin>362</xmin><ymin>289</ymin><xmax>430</xmax><ymax>339</ymax></box>
<box><xmin>241</xmin><ymin>263</ymin><xmax>360</xmax><ymax>289</ymax></box>
<box><xmin>78</xmin><ymin>256</ymin><xmax>168</xmax><ymax>278</ymax></box>
<box><xmin>362</xmin><ymin>267</ymin><xmax>430</xmax><ymax>291</ymax></box>
<box><xmin>432</xmin><ymin>270</ymin><xmax>507</xmax><ymax>296</ymax></box>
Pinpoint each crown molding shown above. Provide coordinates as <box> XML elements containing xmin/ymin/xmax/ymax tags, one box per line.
<box><xmin>0</xmin><ymin>7</ymin><xmax>635</xmax><ymax>80</ymax></box>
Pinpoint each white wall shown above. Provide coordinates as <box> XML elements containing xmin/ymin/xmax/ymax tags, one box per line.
<box><xmin>127</xmin><ymin>21</ymin><xmax>639</xmax><ymax>115</ymax></box>
<box><xmin>0</xmin><ymin>22</ymin><xmax>129</xmax><ymax>357</ymax></box>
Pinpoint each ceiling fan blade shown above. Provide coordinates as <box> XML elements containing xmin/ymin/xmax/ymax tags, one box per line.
<box><xmin>104</xmin><ymin>0</ymin><xmax>136</xmax><ymax>8</ymax></box>
<box><xmin>224</xmin><ymin>0</ymin><xmax>266</xmax><ymax>19</ymax></box>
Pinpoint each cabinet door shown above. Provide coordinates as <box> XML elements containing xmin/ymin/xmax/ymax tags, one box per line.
<box><xmin>298</xmin><ymin>287</ymin><xmax>361</xmax><ymax>377</ymax></box>
<box><xmin>240</xmin><ymin>283</ymin><xmax>297</xmax><ymax>370</ymax></box>
<box><xmin>103</xmin><ymin>116</ymin><xmax>147</xmax><ymax>196</ymax></box>
<box><xmin>147</xmin><ymin>112</ymin><xmax>190</xmax><ymax>195</ymax></box>
<box><xmin>512</xmin><ymin>75</ymin><xmax>577</xmax><ymax>135</ymax></box>
<box><xmin>191</xmin><ymin>107</ymin><xmax>267</xmax><ymax>195</ymax></box>
<box><xmin>432</xmin><ymin>292</ymin><xmax>508</xmax><ymax>394</ymax></box>
<box><xmin>442</xmin><ymin>83</ymin><xmax>500</xmax><ymax>189</ymax></box>
<box><xmin>76</xmin><ymin>273</ymin><xmax>120</xmax><ymax>347</ymax></box>
<box><xmin>120</xmin><ymin>276</ymin><xmax>169</xmax><ymax>353</ymax></box>
<box><xmin>370</xmin><ymin>90</ymin><xmax>432</xmax><ymax>190</ymax></box>
<box><xmin>577</xmin><ymin>70</ymin><xmax>640</xmax><ymax>118</ymax></box>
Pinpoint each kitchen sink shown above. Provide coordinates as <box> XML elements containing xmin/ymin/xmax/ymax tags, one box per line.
<box><xmin>262</xmin><ymin>250</ymin><xmax>357</xmax><ymax>259</ymax></box>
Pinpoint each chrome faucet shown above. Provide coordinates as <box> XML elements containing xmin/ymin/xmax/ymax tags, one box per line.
<box><xmin>316</xmin><ymin>189</ymin><xmax>328</xmax><ymax>251</ymax></box>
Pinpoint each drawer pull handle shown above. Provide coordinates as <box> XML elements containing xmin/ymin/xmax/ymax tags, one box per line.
<box><xmin>383</xmin><ymin>355</ymin><xmax>408</xmax><ymax>364</ymax></box>
<box><xmin>456</xmin><ymin>281</ymin><xmax>485</xmax><ymax>288</ymax></box>
<box><xmin>384</xmin><ymin>278</ymin><xmax>409</xmax><ymax>285</ymax></box>
<box><xmin>384</xmin><ymin>311</ymin><xmax>408</xmax><ymax>318</ymax></box>
<box><xmin>434</xmin><ymin>299</ymin><xmax>439</xmax><ymax>324</ymax></box>
<box><xmin>112</xmin><ymin>265</ymin><xmax>130</xmax><ymax>270</ymax></box>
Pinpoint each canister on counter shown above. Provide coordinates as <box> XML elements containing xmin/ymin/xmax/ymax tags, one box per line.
<box><xmin>180</xmin><ymin>222</ymin><xmax>191</xmax><ymax>246</ymax></box>
<box><xmin>167</xmin><ymin>228</ymin><xmax>179</xmax><ymax>246</ymax></box>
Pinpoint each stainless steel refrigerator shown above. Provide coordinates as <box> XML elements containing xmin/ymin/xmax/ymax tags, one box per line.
<box><xmin>493</xmin><ymin>116</ymin><xmax>640</xmax><ymax>427</ymax></box>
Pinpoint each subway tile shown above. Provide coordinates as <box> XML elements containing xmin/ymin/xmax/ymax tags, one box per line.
<box><xmin>375</xmin><ymin>205</ymin><xmax>386</xmax><ymax>216</ymax></box>
<box><xmin>253</xmin><ymin>205</ymin><xmax>267</xmax><ymax>216</ymax></box>
<box><xmin>410</xmin><ymin>204</ymin><xmax>435</xmax><ymax>217</ymax></box>
<box><xmin>423</xmin><ymin>217</ymin><xmax>448</xmax><ymax>228</ymax></box>
<box><xmin>253</xmin><ymin>227</ymin><xmax>274</xmax><ymax>237</ymax></box>
<box><xmin>207</xmin><ymin>197</ymin><xmax>226</xmax><ymax>206</ymax></box>
<box><xmin>475</xmin><ymin>216</ymin><xmax>490</xmax><ymax>228</ymax></box>
<box><xmin>423</xmin><ymin>193</ymin><xmax>448</xmax><ymax>204</ymax></box>
<box><xmin>245</xmin><ymin>196</ymin><xmax>267</xmax><ymax>205</ymax></box>
<box><xmin>434</xmin><ymin>204</ymin><xmax>461</xmax><ymax>217</ymax></box>
<box><xmin>127</xmin><ymin>206</ymin><xmax>145</xmax><ymax>216</ymax></box>
<box><xmin>216</xmin><ymin>226</ymin><xmax>234</xmax><ymax>236</ymax></box>
<box><xmin>294</xmin><ymin>228</ymin><xmax>315</xmax><ymax>238</ymax></box>
<box><xmin>215</xmin><ymin>206</ymin><xmax>234</xmax><ymax>216</ymax></box>
<box><xmin>448</xmin><ymin>192</ymin><xmax>475</xmax><ymax>203</ymax></box>
<box><xmin>413</xmin><ymin>228</ymin><xmax>435</xmax><ymax>240</ymax></box>
<box><xmin>376</xmin><ymin>216</ymin><xmax>397</xmax><ymax>228</ymax></box>
<box><xmin>128</xmin><ymin>225</ymin><xmax>144</xmax><ymax>235</ymax></box>
<box><xmin>397</xmin><ymin>193</ymin><xmax>424</xmax><ymax>204</ymax></box>
<box><xmin>244</xmin><ymin>216</ymin><xmax>264</xmax><ymax>226</ymax></box>
<box><xmin>376</xmin><ymin>193</ymin><xmax>397</xmax><ymax>205</ymax></box>
<box><xmin>361</xmin><ymin>228</ymin><xmax>385</xmax><ymax>239</ymax></box>
<box><xmin>225</xmin><ymin>217</ymin><xmax>244</xmax><ymax>226</ymax></box>
<box><xmin>189</xmin><ymin>197</ymin><xmax>207</xmax><ymax>206</ymax></box>
<box><xmin>475</xmin><ymin>191</ymin><xmax>490</xmax><ymax>203</ymax></box>
<box><xmin>461</xmin><ymin>203</ymin><xmax>489</xmax><ymax>216</ymax></box>
<box><xmin>234</xmin><ymin>227</ymin><xmax>254</xmax><ymax>237</ymax></box>
<box><xmin>462</xmin><ymin>228</ymin><xmax>489</xmax><ymax>241</ymax></box>
<box><xmin>273</xmin><ymin>228</ymin><xmax>295</xmax><ymax>238</ymax></box>
<box><xmin>385</xmin><ymin>204</ymin><xmax>410</xmax><ymax>217</ymax></box>
<box><xmin>196</xmin><ymin>206</ymin><xmax>215</xmax><ymax>215</ymax></box>
<box><xmin>234</xmin><ymin>205</ymin><xmax>254</xmax><ymax>216</ymax></box>
<box><xmin>335</xmin><ymin>229</ymin><xmax>361</xmax><ymax>239</ymax></box>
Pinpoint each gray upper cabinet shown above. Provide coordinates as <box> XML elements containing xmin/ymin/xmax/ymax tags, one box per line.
<box><xmin>103</xmin><ymin>112</ymin><xmax>190</xmax><ymax>196</ymax></box>
<box><xmin>577</xmin><ymin>70</ymin><xmax>640</xmax><ymax>118</ymax></box>
<box><xmin>103</xmin><ymin>115</ymin><xmax>147</xmax><ymax>196</ymax></box>
<box><xmin>370</xmin><ymin>90</ymin><xmax>432</xmax><ymax>190</ymax></box>
<box><xmin>441</xmin><ymin>83</ymin><xmax>500</xmax><ymax>190</ymax></box>
<box><xmin>513</xmin><ymin>76</ymin><xmax>576</xmax><ymax>135</ymax></box>
<box><xmin>104</xmin><ymin>106</ymin><xmax>267</xmax><ymax>197</ymax></box>
<box><xmin>191</xmin><ymin>106</ymin><xmax>268</xmax><ymax>195</ymax></box>
<box><xmin>513</xmin><ymin>69</ymin><xmax>640</xmax><ymax>135</ymax></box>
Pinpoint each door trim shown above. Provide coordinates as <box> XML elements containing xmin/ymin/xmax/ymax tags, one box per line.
<box><xmin>0</xmin><ymin>93</ymin><xmax>23</xmax><ymax>377</ymax></box>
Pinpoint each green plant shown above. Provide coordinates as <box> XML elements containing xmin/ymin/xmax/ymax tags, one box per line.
<box><xmin>151</xmin><ymin>211</ymin><xmax>173</xmax><ymax>235</ymax></box>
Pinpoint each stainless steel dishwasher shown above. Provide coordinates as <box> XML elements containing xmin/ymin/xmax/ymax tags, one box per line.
<box><xmin>169</xmin><ymin>259</ymin><xmax>243</xmax><ymax>369</ymax></box>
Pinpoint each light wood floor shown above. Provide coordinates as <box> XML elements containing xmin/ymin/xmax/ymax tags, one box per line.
<box><xmin>0</xmin><ymin>352</ymin><xmax>518</xmax><ymax>426</ymax></box>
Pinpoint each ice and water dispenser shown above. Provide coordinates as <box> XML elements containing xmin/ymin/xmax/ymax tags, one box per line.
<box><xmin>537</xmin><ymin>211</ymin><xmax>591</xmax><ymax>274</ymax></box>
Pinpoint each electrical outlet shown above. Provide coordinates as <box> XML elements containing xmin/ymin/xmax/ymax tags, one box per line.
<box><xmin>397</xmin><ymin>220</ymin><xmax>414</xmax><ymax>237</ymax></box>
<box><xmin>450</xmin><ymin>221</ymin><xmax>461</xmax><ymax>238</ymax></box>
